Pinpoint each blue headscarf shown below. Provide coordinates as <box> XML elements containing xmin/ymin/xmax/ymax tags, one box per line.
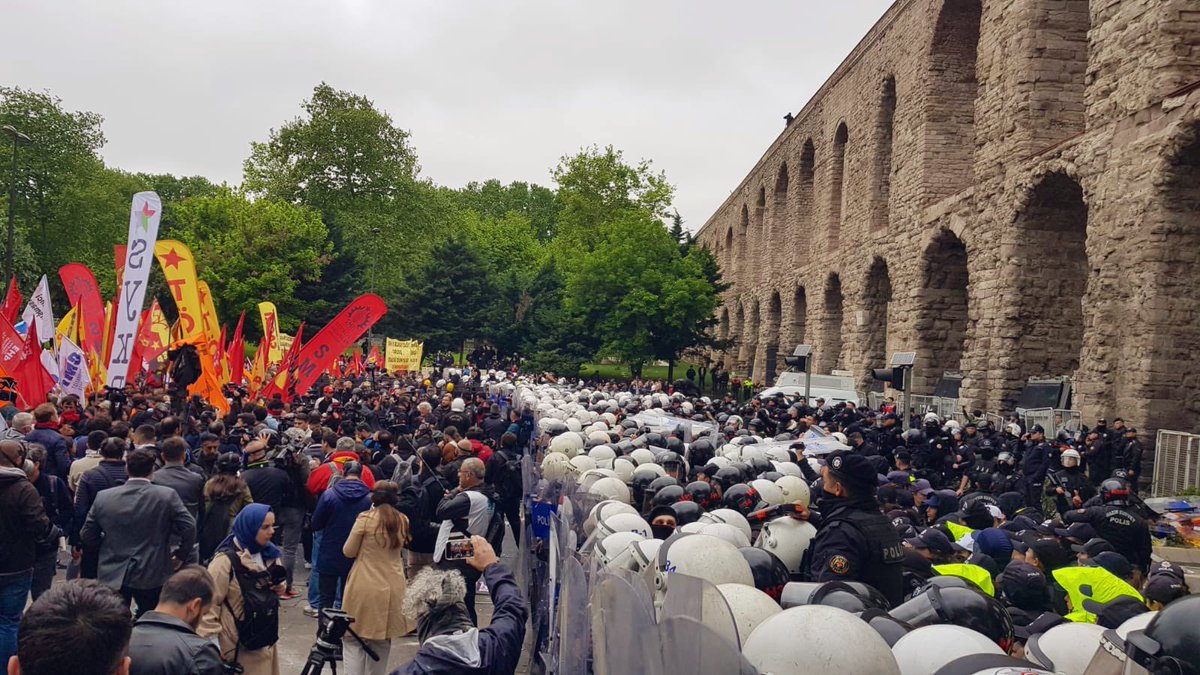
<box><xmin>218</xmin><ymin>504</ymin><xmax>281</xmax><ymax>561</ymax></box>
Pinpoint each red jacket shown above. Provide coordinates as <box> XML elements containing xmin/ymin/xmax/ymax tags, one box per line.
<box><xmin>471</xmin><ymin>439</ymin><xmax>493</xmax><ymax>465</ymax></box>
<box><xmin>306</xmin><ymin>451</ymin><xmax>377</xmax><ymax>497</ymax></box>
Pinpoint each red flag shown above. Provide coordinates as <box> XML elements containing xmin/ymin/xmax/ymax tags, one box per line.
<box><xmin>0</xmin><ymin>277</ymin><xmax>21</xmax><ymax>325</ymax></box>
<box><xmin>228</xmin><ymin>312</ymin><xmax>246</xmax><ymax>385</ymax></box>
<box><xmin>261</xmin><ymin>322</ymin><xmax>305</xmax><ymax>400</ymax></box>
<box><xmin>350</xmin><ymin>349</ymin><xmax>364</xmax><ymax>376</ymax></box>
<box><xmin>14</xmin><ymin>322</ymin><xmax>54</xmax><ymax>409</ymax></box>
<box><xmin>58</xmin><ymin>264</ymin><xmax>105</xmax><ymax>354</ymax></box>
<box><xmin>288</xmin><ymin>295</ymin><xmax>386</xmax><ymax>397</ymax></box>
<box><xmin>368</xmin><ymin>345</ymin><xmax>382</xmax><ymax>367</ymax></box>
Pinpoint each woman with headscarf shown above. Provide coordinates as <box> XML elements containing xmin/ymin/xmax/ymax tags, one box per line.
<box><xmin>341</xmin><ymin>481</ymin><xmax>414</xmax><ymax>675</ymax></box>
<box><xmin>199</xmin><ymin>504</ymin><xmax>285</xmax><ymax>675</ymax></box>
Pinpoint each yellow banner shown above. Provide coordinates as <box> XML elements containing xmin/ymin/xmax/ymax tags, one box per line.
<box><xmin>277</xmin><ymin>332</ymin><xmax>294</xmax><ymax>356</ymax></box>
<box><xmin>197</xmin><ymin>280</ymin><xmax>221</xmax><ymax>347</ymax></box>
<box><xmin>56</xmin><ymin>306</ymin><xmax>78</xmax><ymax>346</ymax></box>
<box><xmin>155</xmin><ymin>241</ymin><xmax>205</xmax><ymax>341</ymax></box>
<box><xmin>385</xmin><ymin>338</ymin><xmax>423</xmax><ymax>372</ymax></box>
<box><xmin>257</xmin><ymin>301</ymin><xmax>283</xmax><ymax>364</ymax></box>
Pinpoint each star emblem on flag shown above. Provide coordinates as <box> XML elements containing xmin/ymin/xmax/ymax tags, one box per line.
<box><xmin>139</xmin><ymin>201</ymin><xmax>157</xmax><ymax>231</ymax></box>
<box><xmin>160</xmin><ymin>248</ymin><xmax>185</xmax><ymax>270</ymax></box>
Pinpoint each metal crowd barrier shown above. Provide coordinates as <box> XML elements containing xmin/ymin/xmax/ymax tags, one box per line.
<box><xmin>1152</xmin><ymin>429</ymin><xmax>1200</xmax><ymax>497</ymax></box>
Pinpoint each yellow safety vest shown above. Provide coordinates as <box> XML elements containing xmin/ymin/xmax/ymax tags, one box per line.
<box><xmin>944</xmin><ymin>521</ymin><xmax>975</xmax><ymax>542</ymax></box>
<box><xmin>1052</xmin><ymin>566</ymin><xmax>1144</xmax><ymax>623</ymax></box>
<box><xmin>933</xmin><ymin>563</ymin><xmax>995</xmax><ymax>597</ymax></box>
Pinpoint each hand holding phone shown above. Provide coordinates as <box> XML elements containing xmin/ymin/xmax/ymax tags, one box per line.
<box><xmin>444</xmin><ymin>534</ymin><xmax>474</xmax><ymax>561</ymax></box>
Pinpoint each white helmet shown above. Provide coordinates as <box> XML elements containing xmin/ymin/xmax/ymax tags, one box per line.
<box><xmin>631</xmin><ymin>463</ymin><xmax>666</xmax><ymax>482</ymax></box>
<box><xmin>565</xmin><ymin>417</ymin><xmax>582</xmax><ymax>433</ymax></box>
<box><xmin>721</xmin><ymin>444</ymin><xmax>742</xmax><ymax>460</ymax></box>
<box><xmin>596</xmin><ymin>512</ymin><xmax>652</xmax><ymax>540</ymax></box>
<box><xmin>698</xmin><ymin>508</ymin><xmax>753</xmax><ymax>543</ymax></box>
<box><xmin>1025</xmin><ymin>622</ymin><xmax>1105</xmax><ymax>674</ymax></box>
<box><xmin>588</xmin><ymin>429</ymin><xmax>610</xmax><ymax>444</ymax></box>
<box><xmin>698</xmin><ymin>522</ymin><xmax>751</xmax><ymax>548</ymax></box>
<box><xmin>716</xmin><ymin>583</ymin><xmax>782</xmax><ymax>649</ymax></box>
<box><xmin>549</xmin><ymin>432</ymin><xmax>583</xmax><ymax>457</ymax></box>
<box><xmin>741</xmin><ymin>447</ymin><xmax>767</xmax><ymax>463</ymax></box>
<box><xmin>742</xmin><ymin>606</ymin><xmax>901</xmax><ymax>675</ymax></box>
<box><xmin>601</xmin><ymin>412</ymin><xmax>617</xmax><ymax>426</ymax></box>
<box><xmin>589</xmin><ymin>445</ymin><xmax>617</xmax><ymax>469</ymax></box>
<box><xmin>612</xmin><ymin>457</ymin><xmax>636</xmax><ymax>483</ymax></box>
<box><xmin>751</xmin><ymin>479</ymin><xmax>786</xmax><ymax>506</ymax></box>
<box><xmin>678</xmin><ymin>521</ymin><xmax>707</xmax><ymax>534</ymax></box>
<box><xmin>628</xmin><ymin>538</ymin><xmax>663</xmax><ymax>574</ymax></box>
<box><xmin>831</xmin><ymin>432</ymin><xmax>848</xmax><ymax>445</ymax></box>
<box><xmin>754</xmin><ymin>517</ymin><xmax>817</xmax><ymax>574</ymax></box>
<box><xmin>708</xmin><ymin>455</ymin><xmax>732</xmax><ymax>469</ymax></box>
<box><xmin>765</xmin><ymin>446</ymin><xmax>793</xmax><ymax>463</ymax></box>
<box><xmin>585</xmin><ymin>500</ymin><xmax>638</xmax><ymax>536</ymax></box>
<box><xmin>891</xmin><ymin>625</ymin><xmax>1002</xmax><ymax>675</ymax></box>
<box><xmin>1060</xmin><ymin>448</ymin><xmax>1081</xmax><ymax>467</ymax></box>
<box><xmin>772</xmin><ymin>461</ymin><xmax>803</xmax><ymax>478</ymax></box>
<box><xmin>596</xmin><ymin>531</ymin><xmax>646</xmax><ymax>569</ymax></box>
<box><xmin>629</xmin><ymin>448</ymin><xmax>656</xmax><ymax>466</ymax></box>
<box><xmin>569</xmin><ymin>454</ymin><xmax>598</xmax><ymax>474</ymax></box>
<box><xmin>541</xmin><ymin>452</ymin><xmax>575</xmax><ymax>480</ymax></box>
<box><xmin>654</xmin><ymin>534</ymin><xmax>753</xmax><ymax>593</ymax></box>
<box><xmin>774</xmin><ymin>475</ymin><xmax>811</xmax><ymax>507</ymax></box>
<box><xmin>578</xmin><ymin>468</ymin><xmax>616</xmax><ymax>492</ymax></box>
<box><xmin>588</xmin><ymin>476</ymin><xmax>632</xmax><ymax>505</ymax></box>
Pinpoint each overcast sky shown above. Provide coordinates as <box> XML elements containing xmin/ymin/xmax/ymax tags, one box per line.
<box><xmin>5</xmin><ymin>0</ymin><xmax>892</xmax><ymax>232</ymax></box>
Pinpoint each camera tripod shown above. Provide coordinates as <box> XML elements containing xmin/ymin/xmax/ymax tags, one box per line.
<box><xmin>300</xmin><ymin>610</ymin><xmax>379</xmax><ymax>675</ymax></box>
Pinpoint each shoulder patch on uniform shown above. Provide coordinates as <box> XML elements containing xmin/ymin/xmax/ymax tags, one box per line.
<box><xmin>829</xmin><ymin>555</ymin><xmax>850</xmax><ymax>575</ymax></box>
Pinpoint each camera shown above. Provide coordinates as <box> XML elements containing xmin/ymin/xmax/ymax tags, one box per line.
<box><xmin>221</xmin><ymin>662</ymin><xmax>244</xmax><ymax>674</ymax></box>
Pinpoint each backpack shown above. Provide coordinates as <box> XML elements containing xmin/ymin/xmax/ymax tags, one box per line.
<box><xmin>325</xmin><ymin>460</ymin><xmax>345</xmax><ymax>490</ymax></box>
<box><xmin>223</xmin><ymin>551</ymin><xmax>280</xmax><ymax>652</ymax></box>
<box><xmin>199</xmin><ymin>495</ymin><xmax>237</xmax><ymax>563</ymax></box>
<box><xmin>495</xmin><ymin>450</ymin><xmax>523</xmax><ymax>503</ymax></box>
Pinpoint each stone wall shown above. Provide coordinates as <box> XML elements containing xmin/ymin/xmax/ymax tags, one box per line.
<box><xmin>695</xmin><ymin>0</ymin><xmax>1200</xmax><ymax>442</ymax></box>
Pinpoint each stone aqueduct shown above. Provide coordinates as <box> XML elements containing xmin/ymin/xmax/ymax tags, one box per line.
<box><xmin>694</xmin><ymin>0</ymin><xmax>1200</xmax><ymax>435</ymax></box>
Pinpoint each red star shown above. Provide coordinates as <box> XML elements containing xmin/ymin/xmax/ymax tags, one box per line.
<box><xmin>159</xmin><ymin>248</ymin><xmax>184</xmax><ymax>270</ymax></box>
<box><xmin>141</xmin><ymin>202</ymin><xmax>157</xmax><ymax>218</ymax></box>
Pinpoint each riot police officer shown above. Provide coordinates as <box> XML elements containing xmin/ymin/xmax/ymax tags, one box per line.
<box><xmin>1021</xmin><ymin>425</ymin><xmax>1051</xmax><ymax>508</ymax></box>
<box><xmin>1044</xmin><ymin>448</ymin><xmax>1094</xmax><ymax>515</ymax></box>
<box><xmin>800</xmin><ymin>450</ymin><xmax>904</xmax><ymax>606</ymax></box>
<box><xmin>1062</xmin><ymin>477</ymin><xmax>1152</xmax><ymax>574</ymax></box>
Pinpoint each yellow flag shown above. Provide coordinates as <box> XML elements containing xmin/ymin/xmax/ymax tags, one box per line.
<box><xmin>56</xmin><ymin>306</ymin><xmax>79</xmax><ymax>346</ymax></box>
<box><xmin>154</xmin><ymin>241</ymin><xmax>205</xmax><ymax>342</ymax></box>
<box><xmin>257</xmin><ymin>302</ymin><xmax>283</xmax><ymax>364</ymax></box>
<box><xmin>196</xmin><ymin>280</ymin><xmax>221</xmax><ymax>348</ymax></box>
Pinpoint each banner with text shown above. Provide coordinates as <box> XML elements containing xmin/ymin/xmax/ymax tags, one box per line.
<box><xmin>385</xmin><ymin>338</ymin><xmax>424</xmax><ymax>372</ymax></box>
<box><xmin>257</xmin><ymin>301</ymin><xmax>283</xmax><ymax>364</ymax></box>
<box><xmin>106</xmin><ymin>192</ymin><xmax>161</xmax><ymax>387</ymax></box>
<box><xmin>58</xmin><ymin>263</ymin><xmax>106</xmax><ymax>354</ymax></box>
<box><xmin>288</xmin><ymin>294</ymin><xmax>386</xmax><ymax>397</ymax></box>
<box><xmin>153</xmin><ymin>241</ymin><xmax>205</xmax><ymax>342</ymax></box>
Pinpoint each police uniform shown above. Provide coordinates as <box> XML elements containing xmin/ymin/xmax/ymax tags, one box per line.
<box><xmin>807</xmin><ymin>451</ymin><xmax>905</xmax><ymax>606</ymax></box>
<box><xmin>1063</xmin><ymin>501</ymin><xmax>1152</xmax><ymax>573</ymax></box>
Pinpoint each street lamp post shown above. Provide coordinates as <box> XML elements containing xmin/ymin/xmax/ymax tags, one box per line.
<box><xmin>3</xmin><ymin>125</ymin><xmax>31</xmax><ymax>288</ymax></box>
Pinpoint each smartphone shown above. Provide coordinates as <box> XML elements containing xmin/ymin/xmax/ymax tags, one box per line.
<box><xmin>444</xmin><ymin>534</ymin><xmax>474</xmax><ymax>561</ymax></box>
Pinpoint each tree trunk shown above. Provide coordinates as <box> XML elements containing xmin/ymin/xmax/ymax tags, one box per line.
<box><xmin>667</xmin><ymin>359</ymin><xmax>675</xmax><ymax>384</ymax></box>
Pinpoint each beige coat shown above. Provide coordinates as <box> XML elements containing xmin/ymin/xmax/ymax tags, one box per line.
<box><xmin>200</xmin><ymin>546</ymin><xmax>282</xmax><ymax>675</ymax></box>
<box><xmin>341</xmin><ymin>507</ymin><xmax>415</xmax><ymax>640</ymax></box>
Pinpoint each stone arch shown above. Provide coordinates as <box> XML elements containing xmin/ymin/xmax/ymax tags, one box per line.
<box><xmin>724</xmin><ymin>225</ymin><xmax>735</xmax><ymax>280</ymax></box>
<box><xmin>916</xmin><ymin>228</ymin><xmax>969</xmax><ymax>393</ymax></box>
<box><xmin>791</xmin><ymin>286</ymin><xmax>808</xmax><ymax>348</ymax></box>
<box><xmin>737</xmin><ymin>205</ymin><xmax>749</xmax><ymax>283</ymax></box>
<box><xmin>873</xmin><ymin>76</ymin><xmax>898</xmax><ymax>231</ymax></box>
<box><xmin>728</xmin><ymin>300</ymin><xmax>744</xmax><ymax>372</ymax></box>
<box><xmin>740</xmin><ymin>297</ymin><xmax>760</xmax><ymax>378</ymax></box>
<box><xmin>830</xmin><ymin>123</ymin><xmax>849</xmax><ymax>251</ymax></box>
<box><xmin>774</xmin><ymin>162</ymin><xmax>789</xmax><ymax>239</ymax></box>
<box><xmin>1001</xmin><ymin>172</ymin><xmax>1089</xmax><ymax>408</ymax></box>
<box><xmin>1144</xmin><ymin>126</ymin><xmax>1200</xmax><ymax>432</ymax></box>
<box><xmin>818</xmin><ymin>274</ymin><xmax>844</xmax><ymax>373</ymax></box>
<box><xmin>861</xmin><ymin>258</ymin><xmax>893</xmax><ymax>390</ymax></box>
<box><xmin>755</xmin><ymin>186</ymin><xmax>767</xmax><ymax>240</ymax></box>
<box><xmin>924</xmin><ymin>0</ymin><xmax>982</xmax><ymax>202</ymax></box>
<box><xmin>798</xmin><ymin>139</ymin><xmax>816</xmax><ymax>233</ymax></box>
<box><xmin>762</xmin><ymin>291</ymin><xmax>783</xmax><ymax>384</ymax></box>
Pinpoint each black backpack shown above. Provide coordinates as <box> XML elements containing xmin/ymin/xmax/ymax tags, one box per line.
<box><xmin>495</xmin><ymin>450</ymin><xmax>523</xmax><ymax>503</ymax></box>
<box><xmin>223</xmin><ymin>551</ymin><xmax>280</xmax><ymax>652</ymax></box>
<box><xmin>199</xmin><ymin>496</ymin><xmax>237</xmax><ymax>563</ymax></box>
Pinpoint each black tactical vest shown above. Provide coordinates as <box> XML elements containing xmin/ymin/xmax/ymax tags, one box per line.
<box><xmin>839</xmin><ymin>508</ymin><xmax>906</xmax><ymax>607</ymax></box>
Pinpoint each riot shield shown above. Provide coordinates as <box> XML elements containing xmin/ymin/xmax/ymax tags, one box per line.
<box><xmin>659</xmin><ymin>615</ymin><xmax>760</xmax><ymax>675</ymax></box>
<box><xmin>557</xmin><ymin>554</ymin><xmax>590</xmax><ymax>675</ymax></box>
<box><xmin>661</xmin><ymin>573</ymin><xmax>741</xmax><ymax>650</ymax></box>
<box><xmin>592</xmin><ymin>572</ymin><xmax>664</xmax><ymax>675</ymax></box>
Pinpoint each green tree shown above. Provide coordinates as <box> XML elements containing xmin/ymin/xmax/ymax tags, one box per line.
<box><xmin>243</xmin><ymin>82</ymin><xmax>423</xmax><ymax>322</ymax></box>
<box><xmin>168</xmin><ymin>191</ymin><xmax>329</xmax><ymax>335</ymax></box>
<box><xmin>551</xmin><ymin>145</ymin><xmax>673</xmax><ymax>253</ymax></box>
<box><xmin>448</xmin><ymin>179</ymin><xmax>562</xmax><ymax>241</ymax></box>
<box><xmin>391</xmin><ymin>235</ymin><xmax>498</xmax><ymax>353</ymax></box>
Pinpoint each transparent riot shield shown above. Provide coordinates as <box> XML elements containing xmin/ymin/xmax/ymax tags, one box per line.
<box><xmin>659</xmin><ymin>615</ymin><xmax>760</xmax><ymax>675</ymax></box>
<box><xmin>661</xmin><ymin>573</ymin><xmax>741</xmax><ymax>650</ymax></box>
<box><xmin>592</xmin><ymin>572</ymin><xmax>664</xmax><ymax>675</ymax></box>
<box><xmin>557</xmin><ymin>555</ymin><xmax>590</xmax><ymax>675</ymax></box>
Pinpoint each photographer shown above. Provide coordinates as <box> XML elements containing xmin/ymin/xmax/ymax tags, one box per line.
<box><xmin>395</xmin><ymin>537</ymin><xmax>527</xmax><ymax>675</ymax></box>
<box><xmin>434</xmin><ymin>458</ymin><xmax>503</xmax><ymax>625</ymax></box>
<box><xmin>199</xmin><ymin>504</ymin><xmax>285</xmax><ymax>675</ymax></box>
<box><xmin>0</xmin><ymin>438</ymin><xmax>54</xmax><ymax>666</ymax></box>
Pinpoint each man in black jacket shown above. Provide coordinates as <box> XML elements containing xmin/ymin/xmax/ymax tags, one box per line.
<box><xmin>24</xmin><ymin>446</ymin><xmax>72</xmax><ymax>601</ymax></box>
<box><xmin>153</xmin><ymin>437</ymin><xmax>205</xmax><ymax>565</ymax></box>
<box><xmin>0</xmin><ymin>439</ymin><xmax>54</xmax><ymax>666</ymax></box>
<box><xmin>409</xmin><ymin>446</ymin><xmax>447</xmax><ymax>580</ymax></box>
<box><xmin>127</xmin><ymin>566</ymin><xmax>223</xmax><ymax>675</ymax></box>
<box><xmin>480</xmin><ymin>404</ymin><xmax>508</xmax><ymax>444</ymax></box>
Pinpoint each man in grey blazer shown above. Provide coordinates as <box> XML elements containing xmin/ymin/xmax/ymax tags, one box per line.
<box><xmin>81</xmin><ymin>448</ymin><xmax>197</xmax><ymax>617</ymax></box>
